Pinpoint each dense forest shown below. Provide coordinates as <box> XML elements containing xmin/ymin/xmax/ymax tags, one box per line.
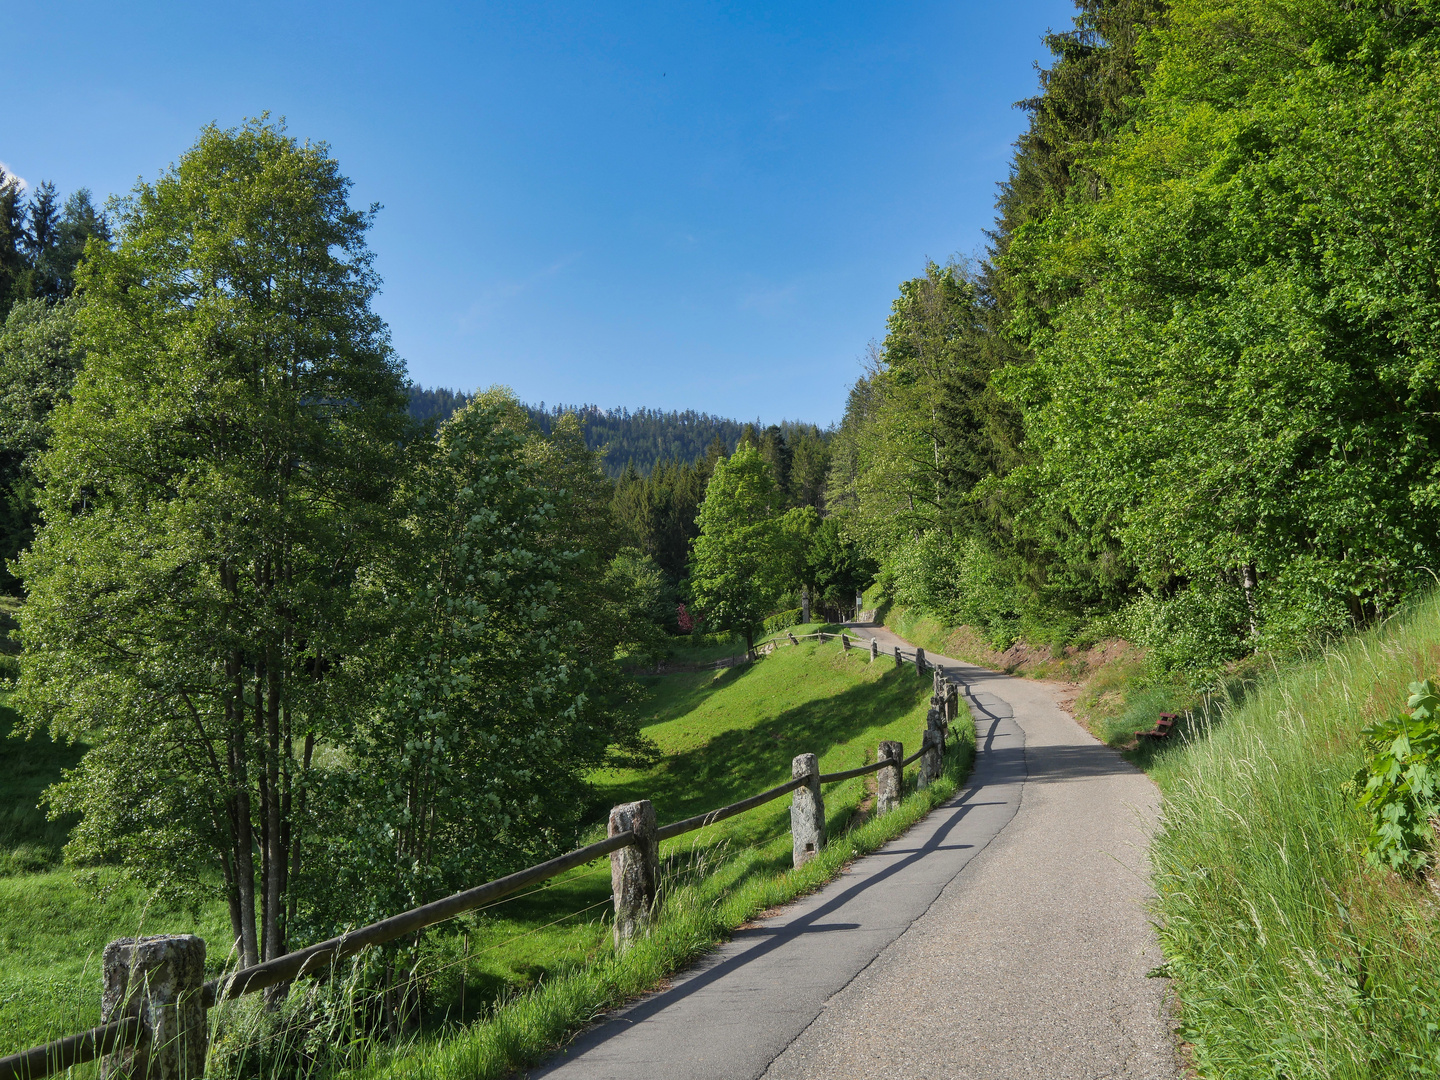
<box><xmin>408</xmin><ymin>386</ymin><xmax>829</xmax><ymax>480</ymax></box>
<box><xmin>828</xmin><ymin>0</ymin><xmax>1440</xmax><ymax>678</ymax></box>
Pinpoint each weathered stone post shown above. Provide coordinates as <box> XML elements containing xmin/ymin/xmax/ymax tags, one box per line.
<box><xmin>918</xmin><ymin>728</ymin><xmax>945</xmax><ymax>790</ymax></box>
<box><xmin>790</xmin><ymin>754</ymin><xmax>825</xmax><ymax>868</ymax></box>
<box><xmin>876</xmin><ymin>740</ymin><xmax>903</xmax><ymax>815</ymax></box>
<box><xmin>609</xmin><ymin>800</ymin><xmax>659</xmax><ymax>948</ymax></box>
<box><xmin>801</xmin><ymin>587</ymin><xmax>811</xmax><ymax>625</ymax></box>
<box><xmin>870</xmin><ymin>638</ymin><xmax>879</xmax><ymax>663</ymax></box>
<box><xmin>101</xmin><ymin>935</ymin><xmax>207</xmax><ymax>1080</ymax></box>
<box><xmin>915</xmin><ymin>647</ymin><xmax>926</xmax><ymax>674</ymax></box>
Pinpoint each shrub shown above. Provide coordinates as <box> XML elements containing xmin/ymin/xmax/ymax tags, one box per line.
<box><xmin>762</xmin><ymin>608</ymin><xmax>802</xmax><ymax>636</ymax></box>
<box><xmin>1354</xmin><ymin>678</ymin><xmax>1440</xmax><ymax>876</ymax></box>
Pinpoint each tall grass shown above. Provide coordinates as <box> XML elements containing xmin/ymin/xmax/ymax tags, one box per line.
<box><xmin>1150</xmin><ymin>593</ymin><xmax>1440</xmax><ymax>1078</ymax></box>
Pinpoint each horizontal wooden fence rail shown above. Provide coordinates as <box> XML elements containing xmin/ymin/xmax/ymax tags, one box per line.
<box><xmin>0</xmin><ymin>645</ymin><xmax>964</xmax><ymax>1080</ymax></box>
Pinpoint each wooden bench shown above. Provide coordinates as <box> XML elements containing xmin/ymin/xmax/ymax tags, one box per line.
<box><xmin>1136</xmin><ymin>712</ymin><xmax>1179</xmax><ymax>741</ymax></box>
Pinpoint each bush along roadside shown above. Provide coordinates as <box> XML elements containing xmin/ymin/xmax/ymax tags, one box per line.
<box><xmin>327</xmin><ymin>739</ymin><xmax>972</xmax><ymax>1080</ymax></box>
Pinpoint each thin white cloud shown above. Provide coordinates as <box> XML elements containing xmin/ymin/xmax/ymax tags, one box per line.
<box><xmin>0</xmin><ymin>161</ymin><xmax>27</xmax><ymax>190</ymax></box>
<box><xmin>458</xmin><ymin>252</ymin><xmax>583</xmax><ymax>332</ymax></box>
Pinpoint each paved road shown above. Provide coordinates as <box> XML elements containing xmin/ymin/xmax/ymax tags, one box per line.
<box><xmin>529</xmin><ymin>626</ymin><xmax>1180</xmax><ymax>1080</ymax></box>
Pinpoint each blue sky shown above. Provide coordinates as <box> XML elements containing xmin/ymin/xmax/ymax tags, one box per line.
<box><xmin>4</xmin><ymin>1</ymin><xmax>1077</xmax><ymax>426</ymax></box>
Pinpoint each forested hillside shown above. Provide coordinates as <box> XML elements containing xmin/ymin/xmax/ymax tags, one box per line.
<box><xmin>832</xmin><ymin>0</ymin><xmax>1440</xmax><ymax>679</ymax></box>
<box><xmin>408</xmin><ymin>386</ymin><xmax>829</xmax><ymax>480</ymax></box>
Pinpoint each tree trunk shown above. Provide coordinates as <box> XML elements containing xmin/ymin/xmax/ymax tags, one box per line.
<box><xmin>1242</xmin><ymin>563</ymin><xmax>1258</xmax><ymax>638</ymax></box>
<box><xmin>263</xmin><ymin>655</ymin><xmax>283</xmax><ymax>964</ymax></box>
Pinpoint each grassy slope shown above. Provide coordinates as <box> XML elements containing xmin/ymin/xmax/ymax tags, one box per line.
<box><xmin>0</xmin><ymin>700</ymin><xmax>82</xmax><ymax>874</ymax></box>
<box><xmin>0</xmin><ymin>638</ymin><xmax>964</xmax><ymax>1068</ymax></box>
<box><xmin>1146</xmin><ymin>596</ymin><xmax>1440</xmax><ymax>1078</ymax></box>
<box><xmin>883</xmin><ymin>592</ymin><xmax>1440</xmax><ymax>1077</ymax></box>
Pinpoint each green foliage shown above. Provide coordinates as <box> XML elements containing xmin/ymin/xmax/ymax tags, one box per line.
<box><xmin>611</xmin><ymin>453</ymin><xmax>716</xmax><ymax>586</ymax></box>
<box><xmin>16</xmin><ymin>117</ymin><xmax>410</xmax><ymax>967</ymax></box>
<box><xmin>605</xmin><ymin>547</ymin><xmax>673</xmax><ymax>664</ymax></box>
<box><xmin>1000</xmin><ymin>0</ymin><xmax>1440</xmax><ymax>668</ymax></box>
<box><xmin>326</xmin><ymin>392</ymin><xmax>654</xmax><ymax>924</ymax></box>
<box><xmin>0</xmin><ymin>299</ymin><xmax>80</xmax><ymax>589</ymax></box>
<box><xmin>1355</xmin><ymin>679</ymin><xmax>1440</xmax><ymax>876</ymax></box>
<box><xmin>0</xmin><ymin>169</ymin><xmax>110</xmax><ymax>319</ymax></box>
<box><xmin>761</xmin><ymin>608</ymin><xmax>801</xmax><ymax>636</ymax></box>
<box><xmin>688</xmin><ymin>446</ymin><xmax>793</xmax><ymax>650</ymax></box>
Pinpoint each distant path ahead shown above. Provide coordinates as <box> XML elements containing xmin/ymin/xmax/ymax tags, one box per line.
<box><xmin>529</xmin><ymin>625</ymin><xmax>1180</xmax><ymax>1080</ymax></box>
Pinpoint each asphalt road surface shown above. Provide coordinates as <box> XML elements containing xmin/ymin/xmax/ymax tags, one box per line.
<box><xmin>528</xmin><ymin>626</ymin><xmax>1181</xmax><ymax>1080</ymax></box>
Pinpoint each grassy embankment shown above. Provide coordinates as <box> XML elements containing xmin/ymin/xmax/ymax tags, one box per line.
<box><xmin>0</xmin><ymin>631</ymin><xmax>971</xmax><ymax>1078</ymax></box>
<box><xmin>880</xmin><ymin>591</ymin><xmax>1440</xmax><ymax>1076</ymax></box>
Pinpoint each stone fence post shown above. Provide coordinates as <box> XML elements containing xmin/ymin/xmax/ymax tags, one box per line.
<box><xmin>876</xmin><ymin>741</ymin><xmax>903</xmax><ymax>816</ymax></box>
<box><xmin>610</xmin><ymin>800</ymin><xmax>659</xmax><ymax>948</ymax></box>
<box><xmin>790</xmin><ymin>753</ymin><xmax>825</xmax><ymax>868</ymax></box>
<box><xmin>918</xmin><ymin>728</ymin><xmax>945</xmax><ymax>790</ymax></box>
<box><xmin>101</xmin><ymin>934</ymin><xmax>206</xmax><ymax>1080</ymax></box>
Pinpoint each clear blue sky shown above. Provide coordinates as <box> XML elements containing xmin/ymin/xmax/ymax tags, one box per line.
<box><xmin>5</xmin><ymin>1</ymin><xmax>1076</xmax><ymax>426</ymax></box>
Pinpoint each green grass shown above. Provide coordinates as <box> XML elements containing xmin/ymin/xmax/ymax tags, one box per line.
<box><xmin>1142</xmin><ymin>594</ymin><xmax>1440</xmax><ymax>1077</ymax></box>
<box><xmin>0</xmin><ymin>871</ymin><xmax>234</xmax><ymax>1055</ymax></box>
<box><xmin>0</xmin><ymin>637</ymin><xmax>967</xmax><ymax>1074</ymax></box>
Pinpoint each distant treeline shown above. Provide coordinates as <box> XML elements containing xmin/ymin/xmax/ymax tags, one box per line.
<box><xmin>407</xmin><ymin>387</ymin><xmax>829</xmax><ymax>478</ymax></box>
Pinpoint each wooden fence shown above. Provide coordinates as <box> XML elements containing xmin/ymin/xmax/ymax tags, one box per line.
<box><xmin>0</xmin><ymin>639</ymin><xmax>963</xmax><ymax>1080</ymax></box>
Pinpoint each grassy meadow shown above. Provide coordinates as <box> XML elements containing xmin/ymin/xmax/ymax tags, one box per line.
<box><xmin>0</xmin><ymin>633</ymin><xmax>970</xmax><ymax>1077</ymax></box>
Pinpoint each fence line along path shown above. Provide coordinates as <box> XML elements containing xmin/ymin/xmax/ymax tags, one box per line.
<box><xmin>0</xmin><ymin>642</ymin><xmax>956</xmax><ymax>1080</ymax></box>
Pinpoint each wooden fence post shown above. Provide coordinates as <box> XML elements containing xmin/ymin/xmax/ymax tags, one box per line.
<box><xmin>876</xmin><ymin>741</ymin><xmax>903</xmax><ymax>816</ymax></box>
<box><xmin>790</xmin><ymin>754</ymin><xmax>825</xmax><ymax>868</ymax></box>
<box><xmin>101</xmin><ymin>934</ymin><xmax>207</xmax><ymax>1080</ymax></box>
<box><xmin>915</xmin><ymin>647</ymin><xmax>926</xmax><ymax>674</ymax></box>
<box><xmin>609</xmin><ymin>800</ymin><xmax>659</xmax><ymax>948</ymax></box>
<box><xmin>870</xmin><ymin>638</ymin><xmax>879</xmax><ymax>663</ymax></box>
<box><xmin>801</xmin><ymin>587</ymin><xmax>811</xmax><ymax>625</ymax></box>
<box><xmin>787</xmin><ymin>631</ymin><xmax>799</xmax><ymax>646</ymax></box>
<box><xmin>841</xmin><ymin>632</ymin><xmax>850</xmax><ymax>651</ymax></box>
<box><xmin>918</xmin><ymin>728</ymin><xmax>945</xmax><ymax>790</ymax></box>
<box><xmin>893</xmin><ymin>644</ymin><xmax>903</xmax><ymax>668</ymax></box>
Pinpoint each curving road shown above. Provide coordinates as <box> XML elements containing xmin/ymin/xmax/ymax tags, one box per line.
<box><xmin>528</xmin><ymin>625</ymin><xmax>1181</xmax><ymax>1080</ymax></box>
